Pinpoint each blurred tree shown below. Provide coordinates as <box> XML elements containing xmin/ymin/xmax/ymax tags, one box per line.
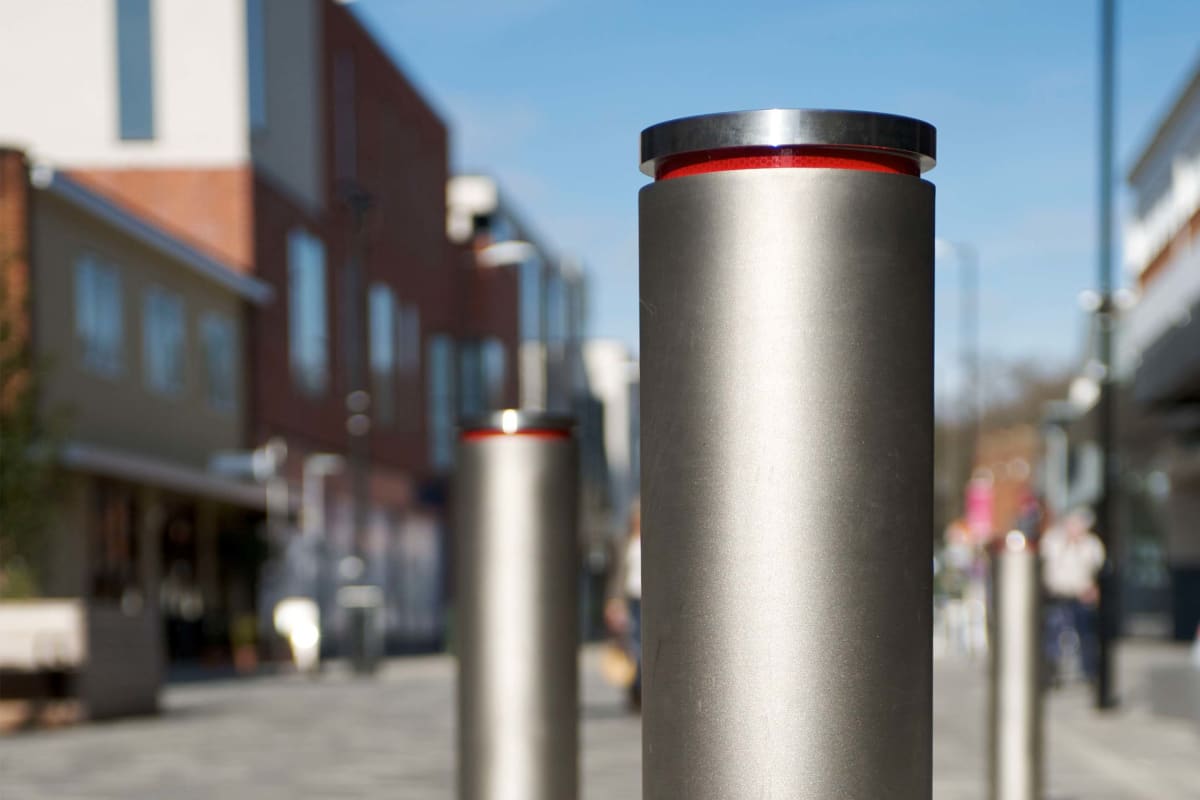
<box><xmin>932</xmin><ymin>358</ymin><xmax>1073</xmax><ymax>540</ymax></box>
<box><xmin>0</xmin><ymin>233</ymin><xmax>59</xmax><ymax>598</ymax></box>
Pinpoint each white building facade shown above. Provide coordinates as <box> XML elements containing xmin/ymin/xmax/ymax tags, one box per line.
<box><xmin>1121</xmin><ymin>61</ymin><xmax>1200</xmax><ymax>641</ymax></box>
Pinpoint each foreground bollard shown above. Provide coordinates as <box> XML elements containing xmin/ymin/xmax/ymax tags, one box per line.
<box><xmin>989</xmin><ymin>532</ymin><xmax>1043</xmax><ymax>800</ymax></box>
<box><xmin>455</xmin><ymin>410</ymin><xmax>579</xmax><ymax>800</ymax></box>
<box><xmin>638</xmin><ymin>109</ymin><xmax>937</xmax><ymax>799</ymax></box>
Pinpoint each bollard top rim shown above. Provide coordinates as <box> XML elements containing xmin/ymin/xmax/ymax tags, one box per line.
<box><xmin>459</xmin><ymin>409</ymin><xmax>575</xmax><ymax>437</ymax></box>
<box><xmin>639</xmin><ymin>108</ymin><xmax>937</xmax><ymax>178</ymax></box>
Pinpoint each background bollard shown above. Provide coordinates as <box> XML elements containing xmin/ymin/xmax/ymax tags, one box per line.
<box><xmin>455</xmin><ymin>410</ymin><xmax>579</xmax><ymax>800</ymax></box>
<box><xmin>638</xmin><ymin>109</ymin><xmax>937</xmax><ymax>799</ymax></box>
<box><xmin>989</xmin><ymin>531</ymin><xmax>1043</xmax><ymax>800</ymax></box>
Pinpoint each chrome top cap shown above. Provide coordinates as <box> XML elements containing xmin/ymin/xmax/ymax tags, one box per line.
<box><xmin>640</xmin><ymin>108</ymin><xmax>937</xmax><ymax>176</ymax></box>
<box><xmin>459</xmin><ymin>409</ymin><xmax>575</xmax><ymax>435</ymax></box>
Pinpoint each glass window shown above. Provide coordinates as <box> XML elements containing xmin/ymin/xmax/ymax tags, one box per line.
<box><xmin>457</xmin><ymin>340</ymin><xmax>483</xmax><ymax>418</ymax></box>
<box><xmin>395</xmin><ymin>304</ymin><xmax>421</xmax><ymax>429</ymax></box>
<box><xmin>546</xmin><ymin>269</ymin><xmax>568</xmax><ymax>345</ymax></box>
<box><xmin>142</xmin><ymin>285</ymin><xmax>186</xmax><ymax>395</ymax></box>
<box><xmin>369</xmin><ymin>283</ymin><xmax>396</xmax><ymax>427</ymax></box>
<box><xmin>333</xmin><ymin>50</ymin><xmax>356</xmax><ymax>180</ymax></box>
<box><xmin>200</xmin><ymin>312</ymin><xmax>237</xmax><ymax>413</ymax></box>
<box><xmin>90</xmin><ymin>481</ymin><xmax>140</xmax><ymax>604</ymax></box>
<box><xmin>246</xmin><ymin>0</ymin><xmax>267</xmax><ymax>131</ymax></box>
<box><xmin>397</xmin><ymin>304</ymin><xmax>421</xmax><ymax>377</ymax></box>
<box><xmin>519</xmin><ymin>257</ymin><xmax>541</xmax><ymax>342</ymax></box>
<box><xmin>74</xmin><ymin>256</ymin><xmax>125</xmax><ymax>377</ymax></box>
<box><xmin>116</xmin><ymin>0</ymin><xmax>154</xmax><ymax>140</ymax></box>
<box><xmin>427</xmin><ymin>335</ymin><xmax>455</xmax><ymax>470</ymax></box>
<box><xmin>482</xmin><ymin>338</ymin><xmax>507</xmax><ymax>409</ymax></box>
<box><xmin>287</xmin><ymin>229</ymin><xmax>328</xmax><ymax>395</ymax></box>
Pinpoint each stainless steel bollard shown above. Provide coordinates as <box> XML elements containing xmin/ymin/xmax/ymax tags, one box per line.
<box><xmin>638</xmin><ymin>109</ymin><xmax>937</xmax><ymax>799</ymax></box>
<box><xmin>989</xmin><ymin>532</ymin><xmax>1043</xmax><ymax>800</ymax></box>
<box><xmin>455</xmin><ymin>410</ymin><xmax>579</xmax><ymax>800</ymax></box>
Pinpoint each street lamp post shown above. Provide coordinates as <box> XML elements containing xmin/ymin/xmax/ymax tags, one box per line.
<box><xmin>339</xmin><ymin>179</ymin><xmax>376</xmax><ymax>674</ymax></box>
<box><xmin>937</xmin><ymin>239</ymin><xmax>981</xmax><ymax>506</ymax></box>
<box><xmin>1094</xmin><ymin>0</ymin><xmax>1119</xmax><ymax>711</ymax></box>
<box><xmin>302</xmin><ymin>453</ymin><xmax>345</xmax><ymax>623</ymax></box>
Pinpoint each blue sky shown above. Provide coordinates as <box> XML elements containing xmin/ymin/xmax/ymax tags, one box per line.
<box><xmin>353</xmin><ymin>0</ymin><xmax>1198</xmax><ymax>398</ymax></box>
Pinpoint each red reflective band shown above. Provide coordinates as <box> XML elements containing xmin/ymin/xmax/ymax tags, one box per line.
<box><xmin>460</xmin><ymin>429</ymin><xmax>571</xmax><ymax>442</ymax></box>
<box><xmin>655</xmin><ymin>146</ymin><xmax>920</xmax><ymax>180</ymax></box>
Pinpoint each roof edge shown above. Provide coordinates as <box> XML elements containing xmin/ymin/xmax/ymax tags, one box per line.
<box><xmin>33</xmin><ymin>166</ymin><xmax>273</xmax><ymax>306</ymax></box>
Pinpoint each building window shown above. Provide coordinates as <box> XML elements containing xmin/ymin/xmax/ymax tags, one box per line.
<box><xmin>74</xmin><ymin>256</ymin><xmax>125</xmax><ymax>377</ymax></box>
<box><xmin>427</xmin><ymin>334</ymin><xmax>455</xmax><ymax>470</ymax></box>
<box><xmin>397</xmin><ymin>304</ymin><xmax>421</xmax><ymax>377</ymax></box>
<box><xmin>200</xmin><ymin>312</ymin><xmax>237</xmax><ymax>413</ymax></box>
<box><xmin>457</xmin><ymin>340</ymin><xmax>483</xmax><ymax>419</ymax></box>
<box><xmin>143</xmin><ymin>285</ymin><xmax>186</xmax><ymax>395</ymax></box>
<box><xmin>396</xmin><ymin>304</ymin><xmax>421</xmax><ymax>428</ymax></box>
<box><xmin>246</xmin><ymin>0</ymin><xmax>267</xmax><ymax>132</ymax></box>
<box><xmin>519</xmin><ymin>257</ymin><xmax>541</xmax><ymax>342</ymax></box>
<box><xmin>116</xmin><ymin>0</ymin><xmax>154</xmax><ymax>140</ymax></box>
<box><xmin>333</xmin><ymin>50</ymin><xmax>356</xmax><ymax>180</ymax></box>
<box><xmin>482</xmin><ymin>338</ymin><xmax>507</xmax><ymax>409</ymax></box>
<box><xmin>458</xmin><ymin>339</ymin><xmax>507</xmax><ymax>417</ymax></box>
<box><xmin>287</xmin><ymin>229</ymin><xmax>329</xmax><ymax>396</ymax></box>
<box><xmin>91</xmin><ymin>480</ymin><xmax>140</xmax><ymax>604</ymax></box>
<box><xmin>369</xmin><ymin>283</ymin><xmax>396</xmax><ymax>427</ymax></box>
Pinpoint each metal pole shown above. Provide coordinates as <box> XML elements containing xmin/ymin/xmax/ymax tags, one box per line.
<box><xmin>989</xmin><ymin>532</ymin><xmax>1043</xmax><ymax>800</ymax></box>
<box><xmin>456</xmin><ymin>410</ymin><xmax>579</xmax><ymax>800</ymax></box>
<box><xmin>960</xmin><ymin>244</ymin><xmax>980</xmax><ymax>488</ymax></box>
<box><xmin>340</xmin><ymin>182</ymin><xmax>376</xmax><ymax>674</ymax></box>
<box><xmin>1094</xmin><ymin>0</ymin><xmax>1119</xmax><ymax>711</ymax></box>
<box><xmin>638</xmin><ymin>109</ymin><xmax>937</xmax><ymax>799</ymax></box>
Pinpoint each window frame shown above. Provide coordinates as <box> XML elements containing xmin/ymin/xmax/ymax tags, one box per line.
<box><xmin>199</xmin><ymin>310</ymin><xmax>237</xmax><ymax>414</ymax></box>
<box><xmin>287</xmin><ymin>228</ymin><xmax>330</xmax><ymax>397</ymax></box>
<box><xmin>141</xmin><ymin>283</ymin><xmax>187</xmax><ymax>397</ymax></box>
<box><xmin>74</xmin><ymin>254</ymin><xmax>126</xmax><ymax>379</ymax></box>
<box><xmin>115</xmin><ymin>0</ymin><xmax>155</xmax><ymax>141</ymax></box>
<box><xmin>246</xmin><ymin>0</ymin><xmax>268</xmax><ymax>133</ymax></box>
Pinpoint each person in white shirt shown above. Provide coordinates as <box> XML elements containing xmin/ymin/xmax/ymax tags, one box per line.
<box><xmin>605</xmin><ymin>501</ymin><xmax>643</xmax><ymax>709</ymax></box>
<box><xmin>1041</xmin><ymin>508</ymin><xmax>1106</xmax><ymax>682</ymax></box>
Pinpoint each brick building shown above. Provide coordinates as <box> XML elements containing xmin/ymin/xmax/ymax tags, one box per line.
<box><xmin>0</xmin><ymin>0</ymin><xmax>525</xmax><ymax>655</ymax></box>
<box><xmin>1</xmin><ymin>148</ymin><xmax>273</xmax><ymax>713</ymax></box>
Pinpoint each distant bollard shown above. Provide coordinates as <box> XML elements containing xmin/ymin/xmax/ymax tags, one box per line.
<box><xmin>338</xmin><ymin>584</ymin><xmax>383</xmax><ymax>675</ymax></box>
<box><xmin>989</xmin><ymin>532</ymin><xmax>1043</xmax><ymax>800</ymax></box>
<box><xmin>638</xmin><ymin>109</ymin><xmax>937</xmax><ymax>799</ymax></box>
<box><xmin>455</xmin><ymin>410</ymin><xmax>579</xmax><ymax>800</ymax></box>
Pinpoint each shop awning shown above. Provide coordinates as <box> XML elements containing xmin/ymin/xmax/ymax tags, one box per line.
<box><xmin>60</xmin><ymin>441</ymin><xmax>268</xmax><ymax>510</ymax></box>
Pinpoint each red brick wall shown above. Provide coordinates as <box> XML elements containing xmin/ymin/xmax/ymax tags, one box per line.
<box><xmin>66</xmin><ymin>168</ymin><xmax>255</xmax><ymax>272</ymax></box>
<box><xmin>0</xmin><ymin>148</ymin><xmax>32</xmax><ymax>412</ymax></box>
<box><xmin>242</xmin><ymin>2</ymin><xmax>521</xmax><ymax>480</ymax></box>
<box><xmin>25</xmin><ymin>3</ymin><xmax>524</xmax><ymax>487</ymax></box>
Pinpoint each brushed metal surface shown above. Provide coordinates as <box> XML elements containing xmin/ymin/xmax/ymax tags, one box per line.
<box><xmin>640</xmin><ymin>108</ymin><xmax>937</xmax><ymax>176</ymax></box>
<box><xmin>639</xmin><ymin>168</ymin><xmax>934</xmax><ymax>799</ymax></box>
<box><xmin>459</xmin><ymin>410</ymin><xmax>574</xmax><ymax>434</ymax></box>
<box><xmin>990</xmin><ymin>544</ymin><xmax>1042</xmax><ymax>800</ymax></box>
<box><xmin>455</xmin><ymin>434</ymin><xmax>579</xmax><ymax>800</ymax></box>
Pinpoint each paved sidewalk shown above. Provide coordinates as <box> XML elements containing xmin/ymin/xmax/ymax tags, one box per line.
<box><xmin>1</xmin><ymin>643</ymin><xmax>1196</xmax><ymax>799</ymax></box>
<box><xmin>933</xmin><ymin>642</ymin><xmax>1200</xmax><ymax>799</ymax></box>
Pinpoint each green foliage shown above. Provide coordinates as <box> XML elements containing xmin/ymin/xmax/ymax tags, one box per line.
<box><xmin>0</xmin><ymin>244</ymin><xmax>59</xmax><ymax>598</ymax></box>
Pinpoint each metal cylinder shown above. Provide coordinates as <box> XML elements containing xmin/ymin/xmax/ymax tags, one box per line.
<box><xmin>989</xmin><ymin>532</ymin><xmax>1043</xmax><ymax>800</ymax></box>
<box><xmin>638</xmin><ymin>109</ymin><xmax>937</xmax><ymax>799</ymax></box>
<box><xmin>455</xmin><ymin>410</ymin><xmax>579</xmax><ymax>800</ymax></box>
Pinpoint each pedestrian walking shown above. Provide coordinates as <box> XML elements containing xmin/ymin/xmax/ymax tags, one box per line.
<box><xmin>1041</xmin><ymin>508</ymin><xmax>1105</xmax><ymax>684</ymax></box>
<box><xmin>604</xmin><ymin>500</ymin><xmax>642</xmax><ymax>710</ymax></box>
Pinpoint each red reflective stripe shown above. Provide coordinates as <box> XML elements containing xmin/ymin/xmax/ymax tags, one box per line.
<box><xmin>655</xmin><ymin>146</ymin><xmax>920</xmax><ymax>180</ymax></box>
<box><xmin>460</xmin><ymin>429</ymin><xmax>571</xmax><ymax>442</ymax></box>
